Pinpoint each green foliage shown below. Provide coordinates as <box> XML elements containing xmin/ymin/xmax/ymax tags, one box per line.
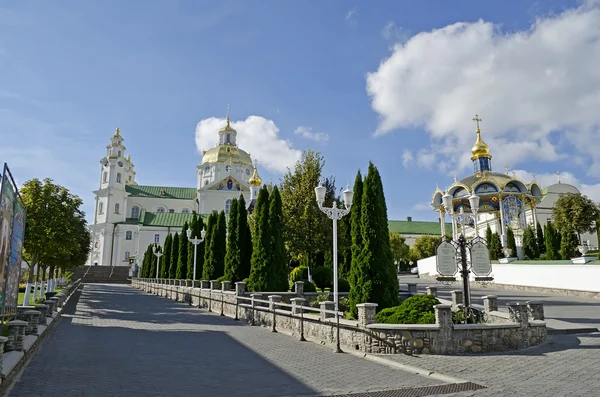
<box><xmin>249</xmin><ymin>186</ymin><xmax>271</xmax><ymax>291</ymax></box>
<box><xmin>161</xmin><ymin>234</ymin><xmax>172</xmax><ymax>278</ymax></box>
<box><xmin>560</xmin><ymin>228</ymin><xmax>579</xmax><ymax>260</ymax></box>
<box><xmin>522</xmin><ymin>226</ymin><xmax>539</xmax><ymax>259</ymax></box>
<box><xmin>186</xmin><ymin>214</ymin><xmax>198</xmax><ymax>280</ymax></box>
<box><xmin>545</xmin><ymin>223</ymin><xmax>557</xmax><ymax>260</ymax></box>
<box><xmin>506</xmin><ymin>227</ymin><xmax>517</xmax><ymax>257</ymax></box>
<box><xmin>224</xmin><ymin>199</ymin><xmax>240</xmax><ymax>282</ymax></box>
<box><xmin>536</xmin><ymin>222</ymin><xmax>545</xmax><ymax>254</ymax></box>
<box><xmin>489</xmin><ymin>232</ymin><xmax>502</xmax><ymax>260</ymax></box>
<box><xmin>337</xmin><ymin>278</ymin><xmax>350</xmax><ymax>293</ymax></box>
<box><xmin>289</xmin><ymin>265</ymin><xmax>308</xmax><ymax>283</ymax></box>
<box><xmin>553</xmin><ymin>193</ymin><xmax>599</xmax><ymax>239</ymax></box>
<box><xmin>202</xmin><ymin>212</ymin><xmax>217</xmax><ymax>280</ymax></box>
<box><xmin>237</xmin><ymin>194</ymin><xmax>252</xmax><ymax>280</ymax></box>
<box><xmin>409</xmin><ymin>235</ymin><xmax>441</xmax><ymax>263</ymax></box>
<box><xmin>375</xmin><ymin>295</ymin><xmax>440</xmax><ymax>324</ymax></box>
<box><xmin>169</xmin><ymin>233</ymin><xmax>179</xmax><ymax>279</ymax></box>
<box><xmin>350</xmin><ymin>162</ymin><xmax>399</xmax><ymax>316</ymax></box>
<box><xmin>339</xmin><ymin>205</ymin><xmax>353</xmax><ymax>280</ymax></box>
<box><xmin>485</xmin><ymin>224</ymin><xmax>492</xmax><ymax>245</ymax></box>
<box><xmin>296</xmin><ymin>280</ymin><xmax>316</xmax><ymax>293</ymax></box>
<box><xmin>208</xmin><ymin>211</ymin><xmax>227</xmax><ymax>280</ymax></box>
<box><xmin>389</xmin><ymin>232</ymin><xmax>410</xmax><ymax>270</ymax></box>
<box><xmin>141</xmin><ymin>244</ymin><xmax>153</xmax><ymax>278</ymax></box>
<box><xmin>348</xmin><ymin>170</ymin><xmax>364</xmax><ymax>317</ymax></box>
<box><xmin>312</xmin><ymin>266</ymin><xmax>332</xmax><ymax>289</ymax></box>
<box><xmin>268</xmin><ymin>186</ymin><xmax>288</xmax><ymax>291</ymax></box>
<box><xmin>194</xmin><ymin>214</ymin><xmax>205</xmax><ymax>280</ymax></box>
<box><xmin>176</xmin><ymin>222</ymin><xmax>189</xmax><ymax>279</ymax></box>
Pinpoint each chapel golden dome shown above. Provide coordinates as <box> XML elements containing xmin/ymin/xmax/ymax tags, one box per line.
<box><xmin>470</xmin><ymin>115</ymin><xmax>491</xmax><ymax>161</ymax></box>
<box><xmin>248</xmin><ymin>167</ymin><xmax>262</xmax><ymax>187</ymax></box>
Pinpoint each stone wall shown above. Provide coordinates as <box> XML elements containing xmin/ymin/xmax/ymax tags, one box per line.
<box><xmin>132</xmin><ymin>278</ymin><xmax>547</xmax><ymax>355</ymax></box>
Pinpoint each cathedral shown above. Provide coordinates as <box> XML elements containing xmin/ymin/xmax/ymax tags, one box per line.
<box><xmin>87</xmin><ymin>115</ymin><xmax>263</xmax><ymax>267</ymax></box>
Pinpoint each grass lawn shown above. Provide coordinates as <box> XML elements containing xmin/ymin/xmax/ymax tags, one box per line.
<box><xmin>18</xmin><ymin>292</ymin><xmax>24</xmax><ymax>305</ymax></box>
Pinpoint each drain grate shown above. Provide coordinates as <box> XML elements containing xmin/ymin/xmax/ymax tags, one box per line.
<box><xmin>336</xmin><ymin>382</ymin><xmax>487</xmax><ymax>397</ymax></box>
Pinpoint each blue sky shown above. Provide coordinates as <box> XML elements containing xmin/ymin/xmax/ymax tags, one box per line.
<box><xmin>2</xmin><ymin>0</ymin><xmax>600</xmax><ymax>224</ymax></box>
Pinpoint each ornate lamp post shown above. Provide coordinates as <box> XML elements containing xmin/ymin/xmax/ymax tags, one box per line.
<box><xmin>469</xmin><ymin>193</ymin><xmax>480</xmax><ymax>237</ymax></box>
<box><xmin>152</xmin><ymin>244</ymin><xmax>163</xmax><ymax>279</ymax></box>
<box><xmin>187</xmin><ymin>227</ymin><xmax>207</xmax><ymax>280</ymax></box>
<box><xmin>442</xmin><ymin>193</ymin><xmax>455</xmax><ymax>239</ymax></box>
<box><xmin>314</xmin><ymin>183</ymin><xmax>354</xmax><ymax>314</ymax></box>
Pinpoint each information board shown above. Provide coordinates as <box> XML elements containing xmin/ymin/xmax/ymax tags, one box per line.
<box><xmin>436</xmin><ymin>241</ymin><xmax>457</xmax><ymax>276</ymax></box>
<box><xmin>471</xmin><ymin>241</ymin><xmax>492</xmax><ymax>276</ymax></box>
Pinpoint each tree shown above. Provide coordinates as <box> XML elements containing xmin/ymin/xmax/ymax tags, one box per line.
<box><xmin>268</xmin><ymin>186</ymin><xmax>287</xmax><ymax>291</ymax></box>
<box><xmin>280</xmin><ymin>150</ymin><xmax>334</xmax><ymax>267</ymax></box>
<box><xmin>202</xmin><ymin>212</ymin><xmax>218</xmax><ymax>280</ymax></box>
<box><xmin>506</xmin><ymin>227</ymin><xmax>517</xmax><ymax>257</ymax></box>
<box><xmin>560</xmin><ymin>228</ymin><xmax>579</xmax><ymax>260</ymax></box>
<box><xmin>237</xmin><ymin>194</ymin><xmax>252</xmax><ymax>280</ymax></box>
<box><xmin>169</xmin><ymin>233</ymin><xmax>179</xmax><ymax>278</ymax></box>
<box><xmin>204</xmin><ymin>211</ymin><xmax>226</xmax><ymax>280</ymax></box>
<box><xmin>350</xmin><ymin>162</ymin><xmax>399</xmax><ymax>316</ymax></box>
<box><xmin>389</xmin><ymin>232</ymin><xmax>410</xmax><ymax>271</ymax></box>
<box><xmin>522</xmin><ymin>226</ymin><xmax>539</xmax><ymax>259</ymax></box>
<box><xmin>409</xmin><ymin>235</ymin><xmax>441</xmax><ymax>263</ymax></box>
<box><xmin>544</xmin><ymin>222</ymin><xmax>561</xmax><ymax>260</ymax></box>
<box><xmin>195</xmin><ymin>215</ymin><xmax>206</xmax><ymax>280</ymax></box>
<box><xmin>489</xmin><ymin>232</ymin><xmax>502</xmax><ymax>260</ymax></box>
<box><xmin>187</xmin><ymin>214</ymin><xmax>198</xmax><ymax>280</ymax></box>
<box><xmin>249</xmin><ymin>186</ymin><xmax>270</xmax><ymax>291</ymax></box>
<box><xmin>224</xmin><ymin>199</ymin><xmax>240</xmax><ymax>282</ymax></box>
<box><xmin>553</xmin><ymin>193</ymin><xmax>599</xmax><ymax>243</ymax></box>
<box><xmin>161</xmin><ymin>233</ymin><xmax>172</xmax><ymax>278</ymax></box>
<box><xmin>141</xmin><ymin>244</ymin><xmax>154</xmax><ymax>278</ymax></box>
<box><xmin>485</xmin><ymin>224</ymin><xmax>492</xmax><ymax>245</ymax></box>
<box><xmin>339</xmin><ymin>204</ymin><xmax>352</xmax><ymax>280</ymax></box>
<box><xmin>536</xmin><ymin>222</ymin><xmax>545</xmax><ymax>254</ymax></box>
<box><xmin>176</xmin><ymin>222</ymin><xmax>189</xmax><ymax>279</ymax></box>
<box><xmin>348</xmin><ymin>170</ymin><xmax>364</xmax><ymax>316</ymax></box>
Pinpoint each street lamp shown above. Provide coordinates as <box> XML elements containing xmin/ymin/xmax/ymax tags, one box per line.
<box><xmin>314</xmin><ymin>182</ymin><xmax>353</xmax><ymax>318</ymax></box>
<box><xmin>469</xmin><ymin>193</ymin><xmax>480</xmax><ymax>237</ymax></box>
<box><xmin>442</xmin><ymin>193</ymin><xmax>454</xmax><ymax>239</ymax></box>
<box><xmin>187</xmin><ymin>227</ymin><xmax>207</xmax><ymax>280</ymax></box>
<box><xmin>153</xmin><ymin>244</ymin><xmax>163</xmax><ymax>279</ymax></box>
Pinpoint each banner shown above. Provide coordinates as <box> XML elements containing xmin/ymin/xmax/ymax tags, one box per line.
<box><xmin>0</xmin><ymin>167</ymin><xmax>15</xmax><ymax>311</ymax></box>
<box><xmin>4</xmin><ymin>199</ymin><xmax>24</xmax><ymax>317</ymax></box>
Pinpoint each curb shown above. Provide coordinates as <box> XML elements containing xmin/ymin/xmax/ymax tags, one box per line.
<box><xmin>548</xmin><ymin>327</ymin><xmax>599</xmax><ymax>335</ymax></box>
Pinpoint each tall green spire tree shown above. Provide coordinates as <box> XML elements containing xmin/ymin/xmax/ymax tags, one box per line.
<box><xmin>169</xmin><ymin>232</ymin><xmax>180</xmax><ymax>279</ymax></box>
<box><xmin>522</xmin><ymin>226</ymin><xmax>539</xmax><ymax>259</ymax></box>
<box><xmin>142</xmin><ymin>244</ymin><xmax>154</xmax><ymax>278</ymax></box>
<box><xmin>176</xmin><ymin>222</ymin><xmax>189</xmax><ymax>279</ymax></box>
<box><xmin>485</xmin><ymin>224</ymin><xmax>492</xmax><ymax>245</ymax></box>
<box><xmin>348</xmin><ymin>170</ymin><xmax>364</xmax><ymax>317</ymax></box>
<box><xmin>268</xmin><ymin>186</ymin><xmax>287</xmax><ymax>291</ymax></box>
<box><xmin>237</xmin><ymin>194</ymin><xmax>252</xmax><ymax>280</ymax></box>
<box><xmin>212</xmin><ymin>211</ymin><xmax>227</xmax><ymax>279</ymax></box>
<box><xmin>249</xmin><ymin>186</ymin><xmax>270</xmax><ymax>291</ymax></box>
<box><xmin>187</xmin><ymin>214</ymin><xmax>199</xmax><ymax>279</ymax></box>
<box><xmin>161</xmin><ymin>234</ymin><xmax>172</xmax><ymax>278</ymax></box>
<box><xmin>202</xmin><ymin>212</ymin><xmax>217</xmax><ymax>280</ymax></box>
<box><xmin>224</xmin><ymin>199</ymin><xmax>240</xmax><ymax>282</ymax></box>
<box><xmin>536</xmin><ymin>222</ymin><xmax>545</xmax><ymax>254</ymax></box>
<box><xmin>506</xmin><ymin>227</ymin><xmax>517</xmax><ymax>257</ymax></box>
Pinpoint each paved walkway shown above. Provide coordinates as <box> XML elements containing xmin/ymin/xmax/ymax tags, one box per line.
<box><xmin>9</xmin><ymin>284</ymin><xmax>453</xmax><ymax>397</ymax></box>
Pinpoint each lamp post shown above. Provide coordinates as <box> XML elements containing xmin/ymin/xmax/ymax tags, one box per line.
<box><xmin>153</xmin><ymin>244</ymin><xmax>163</xmax><ymax>279</ymax></box>
<box><xmin>469</xmin><ymin>193</ymin><xmax>480</xmax><ymax>237</ymax></box>
<box><xmin>442</xmin><ymin>193</ymin><xmax>454</xmax><ymax>239</ymax></box>
<box><xmin>314</xmin><ymin>183</ymin><xmax>353</xmax><ymax>315</ymax></box>
<box><xmin>187</xmin><ymin>227</ymin><xmax>206</xmax><ymax>280</ymax></box>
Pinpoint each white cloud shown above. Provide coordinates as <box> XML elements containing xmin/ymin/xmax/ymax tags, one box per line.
<box><xmin>401</xmin><ymin>149</ymin><xmax>413</xmax><ymax>167</ymax></box>
<box><xmin>513</xmin><ymin>169</ymin><xmax>600</xmax><ymax>202</ymax></box>
<box><xmin>195</xmin><ymin>116</ymin><xmax>302</xmax><ymax>174</ymax></box>
<box><xmin>381</xmin><ymin>21</ymin><xmax>407</xmax><ymax>42</ymax></box>
<box><xmin>412</xmin><ymin>202</ymin><xmax>432</xmax><ymax>212</ymax></box>
<box><xmin>416</xmin><ymin>149</ymin><xmax>436</xmax><ymax>169</ymax></box>
<box><xmin>346</xmin><ymin>7</ymin><xmax>358</xmax><ymax>24</ymax></box>
<box><xmin>294</xmin><ymin>126</ymin><xmax>329</xmax><ymax>142</ymax></box>
<box><xmin>366</xmin><ymin>1</ymin><xmax>600</xmax><ymax>177</ymax></box>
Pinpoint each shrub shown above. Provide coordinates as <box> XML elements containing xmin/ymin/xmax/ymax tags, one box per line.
<box><xmin>289</xmin><ymin>266</ymin><xmax>308</xmax><ymax>284</ymax></box>
<box><xmin>375</xmin><ymin>294</ymin><xmax>440</xmax><ymax>324</ymax></box>
<box><xmin>216</xmin><ymin>275</ymin><xmax>229</xmax><ymax>289</ymax></box>
<box><xmin>312</xmin><ymin>267</ymin><xmax>332</xmax><ymax>289</ymax></box>
<box><xmin>295</xmin><ymin>279</ymin><xmax>316</xmax><ymax>293</ymax></box>
<box><xmin>337</xmin><ymin>278</ymin><xmax>350</xmax><ymax>293</ymax></box>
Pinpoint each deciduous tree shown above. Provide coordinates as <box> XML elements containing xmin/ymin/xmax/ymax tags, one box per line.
<box><xmin>553</xmin><ymin>193</ymin><xmax>599</xmax><ymax>243</ymax></box>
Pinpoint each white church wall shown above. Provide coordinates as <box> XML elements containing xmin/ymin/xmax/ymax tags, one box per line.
<box><xmin>199</xmin><ymin>191</ymin><xmax>251</xmax><ymax>214</ymax></box>
<box><xmin>126</xmin><ymin>197</ymin><xmax>196</xmax><ymax>216</ymax></box>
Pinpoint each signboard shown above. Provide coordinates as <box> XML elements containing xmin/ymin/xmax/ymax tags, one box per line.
<box><xmin>436</xmin><ymin>241</ymin><xmax>457</xmax><ymax>276</ymax></box>
<box><xmin>0</xmin><ymin>170</ymin><xmax>15</xmax><ymax>312</ymax></box>
<box><xmin>471</xmin><ymin>241</ymin><xmax>492</xmax><ymax>276</ymax></box>
<box><xmin>4</xmin><ymin>199</ymin><xmax>24</xmax><ymax>318</ymax></box>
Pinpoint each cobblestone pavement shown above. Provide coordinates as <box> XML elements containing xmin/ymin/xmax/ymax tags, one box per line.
<box><xmin>379</xmin><ymin>332</ymin><xmax>600</xmax><ymax>397</ymax></box>
<box><xmin>9</xmin><ymin>284</ymin><xmax>452</xmax><ymax>397</ymax></box>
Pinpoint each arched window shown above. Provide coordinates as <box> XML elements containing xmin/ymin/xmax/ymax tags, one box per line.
<box><xmin>116</xmin><ymin>173</ymin><xmax>122</xmax><ymax>183</ymax></box>
<box><xmin>103</xmin><ymin>172</ymin><xmax>108</xmax><ymax>183</ymax></box>
<box><xmin>225</xmin><ymin>199</ymin><xmax>232</xmax><ymax>214</ymax></box>
<box><xmin>181</xmin><ymin>208</ymin><xmax>190</xmax><ymax>214</ymax></box>
<box><xmin>98</xmin><ymin>202</ymin><xmax>104</xmax><ymax>214</ymax></box>
<box><xmin>131</xmin><ymin>206</ymin><xmax>141</xmax><ymax>219</ymax></box>
<box><xmin>156</xmin><ymin>207</ymin><xmax>166</xmax><ymax>213</ymax></box>
<box><xmin>114</xmin><ymin>203</ymin><xmax>120</xmax><ymax>214</ymax></box>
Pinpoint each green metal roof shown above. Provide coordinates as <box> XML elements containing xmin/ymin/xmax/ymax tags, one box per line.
<box><xmin>125</xmin><ymin>184</ymin><xmax>196</xmax><ymax>200</ymax></box>
<box><xmin>388</xmin><ymin>220</ymin><xmax>451</xmax><ymax>236</ymax></box>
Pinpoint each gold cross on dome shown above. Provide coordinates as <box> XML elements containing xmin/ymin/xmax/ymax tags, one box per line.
<box><xmin>226</xmin><ymin>104</ymin><xmax>231</xmax><ymax>119</ymax></box>
<box><xmin>472</xmin><ymin>114</ymin><xmax>482</xmax><ymax>130</ymax></box>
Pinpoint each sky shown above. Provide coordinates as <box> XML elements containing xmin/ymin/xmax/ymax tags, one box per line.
<box><xmin>2</xmin><ymin>0</ymin><xmax>600</xmax><ymax>224</ymax></box>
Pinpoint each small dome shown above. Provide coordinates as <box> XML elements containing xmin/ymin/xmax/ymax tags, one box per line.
<box><xmin>471</xmin><ymin>129</ymin><xmax>491</xmax><ymax>160</ymax></box>
<box><xmin>219</xmin><ymin>117</ymin><xmax>237</xmax><ymax>133</ymax></box>
<box><xmin>248</xmin><ymin>167</ymin><xmax>262</xmax><ymax>186</ymax></box>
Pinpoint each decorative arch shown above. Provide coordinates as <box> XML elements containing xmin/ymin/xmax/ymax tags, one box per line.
<box><xmin>156</xmin><ymin>206</ymin><xmax>166</xmax><ymax>213</ymax></box>
<box><xmin>530</xmin><ymin>183</ymin><xmax>543</xmax><ymax>198</ymax></box>
<box><xmin>474</xmin><ymin>182</ymin><xmax>499</xmax><ymax>194</ymax></box>
<box><xmin>431</xmin><ymin>191</ymin><xmax>443</xmax><ymax>208</ymax></box>
<box><xmin>181</xmin><ymin>207</ymin><xmax>191</xmax><ymax>214</ymax></box>
<box><xmin>448</xmin><ymin>183</ymin><xmax>471</xmax><ymax>198</ymax></box>
<box><xmin>130</xmin><ymin>205</ymin><xmax>141</xmax><ymax>219</ymax></box>
<box><xmin>503</xmin><ymin>179</ymin><xmax>527</xmax><ymax>193</ymax></box>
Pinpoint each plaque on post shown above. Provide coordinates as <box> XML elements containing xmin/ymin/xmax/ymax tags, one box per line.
<box><xmin>470</xmin><ymin>241</ymin><xmax>491</xmax><ymax>276</ymax></box>
<box><xmin>436</xmin><ymin>240</ymin><xmax>457</xmax><ymax>277</ymax></box>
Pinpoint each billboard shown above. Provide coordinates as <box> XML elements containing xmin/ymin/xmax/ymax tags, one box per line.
<box><xmin>4</xmin><ymin>199</ymin><xmax>24</xmax><ymax>317</ymax></box>
<box><xmin>0</xmin><ymin>168</ymin><xmax>15</xmax><ymax>311</ymax></box>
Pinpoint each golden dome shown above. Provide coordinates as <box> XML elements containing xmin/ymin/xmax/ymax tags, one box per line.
<box><xmin>200</xmin><ymin>145</ymin><xmax>253</xmax><ymax>167</ymax></box>
<box><xmin>471</xmin><ymin>128</ymin><xmax>491</xmax><ymax>161</ymax></box>
<box><xmin>248</xmin><ymin>167</ymin><xmax>262</xmax><ymax>186</ymax></box>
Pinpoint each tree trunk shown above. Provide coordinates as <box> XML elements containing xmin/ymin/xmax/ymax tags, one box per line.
<box><xmin>27</xmin><ymin>263</ymin><xmax>35</xmax><ymax>284</ymax></box>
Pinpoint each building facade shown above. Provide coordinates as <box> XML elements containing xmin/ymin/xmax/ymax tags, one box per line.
<box><xmin>87</xmin><ymin>116</ymin><xmax>263</xmax><ymax>267</ymax></box>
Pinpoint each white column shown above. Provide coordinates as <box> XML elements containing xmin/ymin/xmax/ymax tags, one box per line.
<box><xmin>499</xmin><ymin>198</ymin><xmax>507</xmax><ymax>247</ymax></box>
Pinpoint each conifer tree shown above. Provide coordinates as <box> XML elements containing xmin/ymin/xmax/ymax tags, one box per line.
<box><xmin>268</xmin><ymin>186</ymin><xmax>287</xmax><ymax>291</ymax></box>
<box><xmin>489</xmin><ymin>232</ymin><xmax>500</xmax><ymax>260</ymax></box>
<box><xmin>202</xmin><ymin>212</ymin><xmax>217</xmax><ymax>280</ymax></box>
<box><xmin>485</xmin><ymin>224</ymin><xmax>492</xmax><ymax>245</ymax></box>
<box><xmin>545</xmin><ymin>223</ymin><xmax>557</xmax><ymax>260</ymax></box>
<box><xmin>522</xmin><ymin>226</ymin><xmax>539</xmax><ymax>259</ymax></box>
<box><xmin>187</xmin><ymin>214</ymin><xmax>198</xmax><ymax>279</ymax></box>
<box><xmin>237</xmin><ymin>194</ymin><xmax>252</xmax><ymax>280</ymax></box>
<box><xmin>196</xmin><ymin>215</ymin><xmax>206</xmax><ymax>280</ymax></box>
<box><xmin>560</xmin><ymin>228</ymin><xmax>579</xmax><ymax>260</ymax></box>
<box><xmin>506</xmin><ymin>227</ymin><xmax>517</xmax><ymax>257</ymax></box>
<box><xmin>351</xmin><ymin>163</ymin><xmax>399</xmax><ymax>316</ymax></box>
<box><xmin>249</xmin><ymin>186</ymin><xmax>270</xmax><ymax>291</ymax></box>
<box><xmin>348</xmin><ymin>170</ymin><xmax>364</xmax><ymax>317</ymax></box>
<box><xmin>214</xmin><ymin>211</ymin><xmax>227</xmax><ymax>278</ymax></box>
<box><xmin>224</xmin><ymin>199</ymin><xmax>240</xmax><ymax>282</ymax></box>
<box><xmin>142</xmin><ymin>244</ymin><xmax>153</xmax><ymax>277</ymax></box>
<box><xmin>536</xmin><ymin>222</ymin><xmax>545</xmax><ymax>254</ymax></box>
<box><xmin>339</xmin><ymin>209</ymin><xmax>352</xmax><ymax>280</ymax></box>
<box><xmin>176</xmin><ymin>222</ymin><xmax>189</xmax><ymax>279</ymax></box>
<box><xmin>169</xmin><ymin>232</ymin><xmax>179</xmax><ymax>279</ymax></box>
<box><xmin>161</xmin><ymin>234</ymin><xmax>172</xmax><ymax>278</ymax></box>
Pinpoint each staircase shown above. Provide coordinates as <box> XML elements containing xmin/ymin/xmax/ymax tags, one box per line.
<box><xmin>72</xmin><ymin>266</ymin><xmax>131</xmax><ymax>284</ymax></box>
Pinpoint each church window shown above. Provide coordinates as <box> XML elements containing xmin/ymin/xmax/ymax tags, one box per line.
<box><xmin>103</xmin><ymin>172</ymin><xmax>108</xmax><ymax>183</ymax></box>
<box><xmin>98</xmin><ymin>202</ymin><xmax>104</xmax><ymax>214</ymax></box>
<box><xmin>128</xmin><ymin>175</ymin><xmax>132</xmax><ymax>182</ymax></box>
<box><xmin>118</xmin><ymin>150</ymin><xmax>122</xmax><ymax>157</ymax></box>
<box><xmin>125</xmin><ymin>251</ymin><xmax>130</xmax><ymax>260</ymax></box>
<box><xmin>182</xmin><ymin>208</ymin><xmax>190</xmax><ymax>214</ymax></box>
<box><xmin>204</xmin><ymin>166</ymin><xmax>210</xmax><ymax>172</ymax></box>
<box><xmin>225</xmin><ymin>165</ymin><xmax>231</xmax><ymax>172</ymax></box>
<box><xmin>156</xmin><ymin>207</ymin><xmax>166</xmax><ymax>213</ymax></box>
<box><xmin>131</xmin><ymin>206</ymin><xmax>140</xmax><ymax>219</ymax></box>
<box><xmin>169</xmin><ymin>209</ymin><xmax>175</xmax><ymax>213</ymax></box>
<box><xmin>125</xmin><ymin>231</ymin><xmax>132</xmax><ymax>240</ymax></box>
<box><xmin>225</xmin><ymin>199</ymin><xmax>232</xmax><ymax>214</ymax></box>
<box><xmin>116</xmin><ymin>173</ymin><xmax>122</xmax><ymax>183</ymax></box>
<box><xmin>226</xmin><ymin>134</ymin><xmax>231</xmax><ymax>144</ymax></box>
<box><xmin>114</xmin><ymin>203</ymin><xmax>120</xmax><ymax>214</ymax></box>
<box><xmin>154</xmin><ymin>234</ymin><xmax>160</xmax><ymax>243</ymax></box>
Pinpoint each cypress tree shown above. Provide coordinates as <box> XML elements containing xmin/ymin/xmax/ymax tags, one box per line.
<box><xmin>545</xmin><ymin>223</ymin><xmax>556</xmax><ymax>260</ymax></box>
<box><xmin>268</xmin><ymin>186</ymin><xmax>287</xmax><ymax>291</ymax></box>
<box><xmin>195</xmin><ymin>215</ymin><xmax>205</xmax><ymax>280</ymax></box>
<box><xmin>249</xmin><ymin>186</ymin><xmax>270</xmax><ymax>291</ymax></box>
<box><xmin>214</xmin><ymin>211</ymin><xmax>227</xmax><ymax>278</ymax></box>
<box><xmin>485</xmin><ymin>224</ymin><xmax>492</xmax><ymax>245</ymax></box>
<box><xmin>348</xmin><ymin>170</ymin><xmax>364</xmax><ymax>317</ymax></box>
<box><xmin>161</xmin><ymin>234</ymin><xmax>172</xmax><ymax>278</ymax></box>
<box><xmin>187</xmin><ymin>214</ymin><xmax>199</xmax><ymax>279</ymax></box>
<box><xmin>339</xmin><ymin>210</ymin><xmax>352</xmax><ymax>280</ymax></box>
<box><xmin>170</xmin><ymin>232</ymin><xmax>179</xmax><ymax>279</ymax></box>
<box><xmin>142</xmin><ymin>244</ymin><xmax>153</xmax><ymax>277</ymax></box>
<box><xmin>506</xmin><ymin>227</ymin><xmax>517</xmax><ymax>257</ymax></box>
<box><xmin>176</xmin><ymin>222</ymin><xmax>189</xmax><ymax>279</ymax></box>
<box><xmin>522</xmin><ymin>226</ymin><xmax>538</xmax><ymax>259</ymax></box>
<box><xmin>560</xmin><ymin>228</ymin><xmax>578</xmax><ymax>260</ymax></box>
<box><xmin>489</xmin><ymin>232</ymin><xmax>500</xmax><ymax>260</ymax></box>
<box><xmin>224</xmin><ymin>199</ymin><xmax>240</xmax><ymax>282</ymax></box>
<box><xmin>202</xmin><ymin>212</ymin><xmax>217</xmax><ymax>280</ymax></box>
<box><xmin>352</xmin><ymin>163</ymin><xmax>399</xmax><ymax>315</ymax></box>
<box><xmin>536</xmin><ymin>222</ymin><xmax>545</xmax><ymax>254</ymax></box>
<box><xmin>237</xmin><ymin>194</ymin><xmax>252</xmax><ymax>280</ymax></box>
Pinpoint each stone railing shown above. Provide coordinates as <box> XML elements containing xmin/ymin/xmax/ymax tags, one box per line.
<box><xmin>132</xmin><ymin>278</ymin><xmax>547</xmax><ymax>355</ymax></box>
<box><xmin>0</xmin><ymin>278</ymin><xmax>82</xmax><ymax>394</ymax></box>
